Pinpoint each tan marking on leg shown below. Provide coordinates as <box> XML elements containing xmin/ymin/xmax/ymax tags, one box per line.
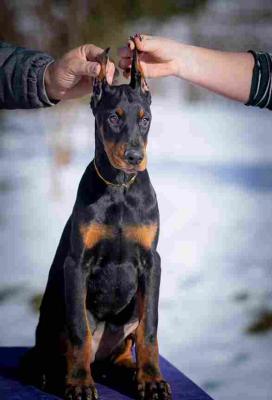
<box><xmin>66</xmin><ymin>294</ymin><xmax>94</xmax><ymax>386</ymax></box>
<box><xmin>66</xmin><ymin>330</ymin><xmax>93</xmax><ymax>386</ymax></box>
<box><xmin>113</xmin><ymin>335</ymin><xmax>135</xmax><ymax>369</ymax></box>
<box><xmin>136</xmin><ymin>295</ymin><xmax>162</xmax><ymax>382</ymax></box>
<box><xmin>123</xmin><ymin>224</ymin><xmax>158</xmax><ymax>250</ymax></box>
<box><xmin>80</xmin><ymin>223</ymin><xmax>114</xmax><ymax>249</ymax></box>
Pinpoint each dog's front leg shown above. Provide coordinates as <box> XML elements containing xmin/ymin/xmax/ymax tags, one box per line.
<box><xmin>64</xmin><ymin>255</ymin><xmax>98</xmax><ymax>400</ymax></box>
<box><xmin>136</xmin><ymin>251</ymin><xmax>172</xmax><ymax>400</ymax></box>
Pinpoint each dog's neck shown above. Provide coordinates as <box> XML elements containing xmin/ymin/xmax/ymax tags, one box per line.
<box><xmin>94</xmin><ymin>125</ymin><xmax>135</xmax><ymax>186</ymax></box>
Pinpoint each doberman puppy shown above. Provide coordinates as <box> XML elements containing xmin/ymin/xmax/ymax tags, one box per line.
<box><xmin>21</xmin><ymin>40</ymin><xmax>172</xmax><ymax>400</ymax></box>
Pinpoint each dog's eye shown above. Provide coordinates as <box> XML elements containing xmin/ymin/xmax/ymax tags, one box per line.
<box><xmin>108</xmin><ymin>114</ymin><xmax>120</xmax><ymax>125</ymax></box>
<box><xmin>141</xmin><ymin>117</ymin><xmax>150</xmax><ymax>128</ymax></box>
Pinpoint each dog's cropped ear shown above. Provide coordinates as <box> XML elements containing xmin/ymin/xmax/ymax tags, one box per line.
<box><xmin>90</xmin><ymin>47</ymin><xmax>111</xmax><ymax>114</ymax></box>
<box><xmin>129</xmin><ymin>37</ymin><xmax>151</xmax><ymax>105</ymax></box>
<box><xmin>96</xmin><ymin>47</ymin><xmax>111</xmax><ymax>81</ymax></box>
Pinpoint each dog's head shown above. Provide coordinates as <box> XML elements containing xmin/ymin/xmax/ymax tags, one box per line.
<box><xmin>90</xmin><ymin>47</ymin><xmax>151</xmax><ymax>174</ymax></box>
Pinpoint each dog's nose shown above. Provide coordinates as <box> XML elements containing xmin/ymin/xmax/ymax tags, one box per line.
<box><xmin>125</xmin><ymin>149</ymin><xmax>144</xmax><ymax>165</ymax></box>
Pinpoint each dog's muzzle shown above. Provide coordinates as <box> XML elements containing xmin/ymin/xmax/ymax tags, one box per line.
<box><xmin>124</xmin><ymin>148</ymin><xmax>144</xmax><ymax>166</ymax></box>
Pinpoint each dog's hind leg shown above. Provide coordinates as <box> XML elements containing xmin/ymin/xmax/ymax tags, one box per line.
<box><xmin>111</xmin><ymin>334</ymin><xmax>136</xmax><ymax>370</ymax></box>
<box><xmin>20</xmin><ymin>217</ymin><xmax>72</xmax><ymax>393</ymax></box>
<box><xmin>92</xmin><ymin>335</ymin><xmax>137</xmax><ymax>398</ymax></box>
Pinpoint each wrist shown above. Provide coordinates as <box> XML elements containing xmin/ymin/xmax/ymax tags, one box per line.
<box><xmin>44</xmin><ymin>62</ymin><xmax>61</xmax><ymax>101</ymax></box>
<box><xmin>172</xmin><ymin>43</ymin><xmax>189</xmax><ymax>79</ymax></box>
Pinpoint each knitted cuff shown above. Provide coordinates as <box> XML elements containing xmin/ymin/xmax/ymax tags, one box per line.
<box><xmin>245</xmin><ymin>50</ymin><xmax>272</xmax><ymax>110</ymax></box>
<box><xmin>29</xmin><ymin>55</ymin><xmax>58</xmax><ymax>107</ymax></box>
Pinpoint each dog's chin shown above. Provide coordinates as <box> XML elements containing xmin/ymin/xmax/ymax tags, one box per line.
<box><xmin>114</xmin><ymin>164</ymin><xmax>138</xmax><ymax>175</ymax></box>
<box><xmin>122</xmin><ymin>167</ymin><xmax>138</xmax><ymax>174</ymax></box>
<box><xmin>115</xmin><ymin>163</ymin><xmax>147</xmax><ymax>174</ymax></box>
<box><xmin>108</xmin><ymin>157</ymin><xmax>146</xmax><ymax>174</ymax></box>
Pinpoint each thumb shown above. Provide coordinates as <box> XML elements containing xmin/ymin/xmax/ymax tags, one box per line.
<box><xmin>129</xmin><ymin>35</ymin><xmax>158</xmax><ymax>53</ymax></box>
<box><xmin>71</xmin><ymin>59</ymin><xmax>101</xmax><ymax>77</ymax></box>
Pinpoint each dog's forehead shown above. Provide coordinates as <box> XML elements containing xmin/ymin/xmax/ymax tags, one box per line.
<box><xmin>102</xmin><ymin>85</ymin><xmax>150</xmax><ymax>112</ymax></box>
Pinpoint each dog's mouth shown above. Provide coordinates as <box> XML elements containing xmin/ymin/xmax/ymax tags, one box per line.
<box><xmin>108</xmin><ymin>154</ymin><xmax>147</xmax><ymax>174</ymax></box>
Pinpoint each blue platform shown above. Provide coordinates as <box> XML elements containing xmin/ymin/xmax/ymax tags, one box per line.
<box><xmin>0</xmin><ymin>347</ymin><xmax>213</xmax><ymax>399</ymax></box>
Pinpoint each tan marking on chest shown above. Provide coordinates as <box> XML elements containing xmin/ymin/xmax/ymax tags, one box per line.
<box><xmin>123</xmin><ymin>224</ymin><xmax>158</xmax><ymax>249</ymax></box>
<box><xmin>80</xmin><ymin>223</ymin><xmax>114</xmax><ymax>249</ymax></box>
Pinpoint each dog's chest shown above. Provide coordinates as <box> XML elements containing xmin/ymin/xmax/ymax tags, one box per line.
<box><xmin>80</xmin><ymin>190</ymin><xmax>158</xmax><ymax>253</ymax></box>
<box><xmin>79</xmin><ymin>189</ymin><xmax>157</xmax><ymax>320</ymax></box>
<box><xmin>86</xmin><ymin>258</ymin><xmax>138</xmax><ymax>318</ymax></box>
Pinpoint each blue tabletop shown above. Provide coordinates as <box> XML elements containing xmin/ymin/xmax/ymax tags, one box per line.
<box><xmin>0</xmin><ymin>347</ymin><xmax>213</xmax><ymax>400</ymax></box>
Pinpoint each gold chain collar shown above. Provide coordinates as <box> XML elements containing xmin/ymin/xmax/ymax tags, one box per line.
<box><xmin>93</xmin><ymin>159</ymin><xmax>137</xmax><ymax>189</ymax></box>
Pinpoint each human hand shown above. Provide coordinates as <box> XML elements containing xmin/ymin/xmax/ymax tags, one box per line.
<box><xmin>119</xmin><ymin>34</ymin><xmax>255</xmax><ymax>104</ymax></box>
<box><xmin>45</xmin><ymin>44</ymin><xmax>115</xmax><ymax>101</ymax></box>
<box><xmin>118</xmin><ymin>34</ymin><xmax>183</xmax><ymax>79</ymax></box>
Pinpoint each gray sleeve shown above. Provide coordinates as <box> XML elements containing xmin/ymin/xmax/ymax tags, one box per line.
<box><xmin>0</xmin><ymin>41</ymin><xmax>56</xmax><ymax>109</ymax></box>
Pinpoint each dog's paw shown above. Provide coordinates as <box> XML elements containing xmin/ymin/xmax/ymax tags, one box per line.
<box><xmin>137</xmin><ymin>380</ymin><xmax>172</xmax><ymax>400</ymax></box>
<box><xmin>137</xmin><ymin>381</ymin><xmax>172</xmax><ymax>400</ymax></box>
<box><xmin>65</xmin><ymin>384</ymin><xmax>99</xmax><ymax>400</ymax></box>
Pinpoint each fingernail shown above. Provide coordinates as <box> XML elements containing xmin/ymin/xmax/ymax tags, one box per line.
<box><xmin>93</xmin><ymin>62</ymin><xmax>100</xmax><ymax>75</ymax></box>
<box><xmin>135</xmin><ymin>32</ymin><xmax>143</xmax><ymax>41</ymax></box>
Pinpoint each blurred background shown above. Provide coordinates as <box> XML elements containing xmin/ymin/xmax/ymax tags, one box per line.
<box><xmin>0</xmin><ymin>1</ymin><xmax>272</xmax><ymax>399</ymax></box>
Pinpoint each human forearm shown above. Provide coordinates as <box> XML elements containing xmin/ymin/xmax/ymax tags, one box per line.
<box><xmin>174</xmin><ymin>44</ymin><xmax>254</xmax><ymax>103</ymax></box>
<box><xmin>0</xmin><ymin>41</ymin><xmax>115</xmax><ymax>110</ymax></box>
<box><xmin>120</xmin><ymin>35</ymin><xmax>256</xmax><ymax>104</ymax></box>
<box><xmin>0</xmin><ymin>41</ymin><xmax>54</xmax><ymax>109</ymax></box>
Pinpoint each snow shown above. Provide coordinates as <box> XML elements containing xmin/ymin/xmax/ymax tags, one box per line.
<box><xmin>0</xmin><ymin>97</ymin><xmax>271</xmax><ymax>400</ymax></box>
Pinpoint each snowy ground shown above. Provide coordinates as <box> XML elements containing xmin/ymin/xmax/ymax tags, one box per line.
<box><xmin>0</xmin><ymin>98</ymin><xmax>272</xmax><ymax>400</ymax></box>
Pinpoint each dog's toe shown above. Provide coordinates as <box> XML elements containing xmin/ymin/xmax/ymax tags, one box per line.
<box><xmin>157</xmin><ymin>381</ymin><xmax>172</xmax><ymax>399</ymax></box>
<box><xmin>137</xmin><ymin>380</ymin><xmax>172</xmax><ymax>400</ymax></box>
<box><xmin>65</xmin><ymin>384</ymin><xmax>98</xmax><ymax>400</ymax></box>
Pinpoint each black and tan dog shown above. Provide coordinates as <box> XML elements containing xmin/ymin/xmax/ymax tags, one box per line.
<box><xmin>22</xmin><ymin>41</ymin><xmax>172</xmax><ymax>400</ymax></box>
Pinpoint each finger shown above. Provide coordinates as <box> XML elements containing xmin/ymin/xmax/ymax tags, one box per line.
<box><xmin>138</xmin><ymin>62</ymin><xmax>172</xmax><ymax>78</ymax></box>
<box><xmin>127</xmin><ymin>39</ymin><xmax>135</xmax><ymax>51</ymax></box>
<box><xmin>72</xmin><ymin>60</ymin><xmax>101</xmax><ymax>77</ymax></box>
<box><xmin>118</xmin><ymin>58</ymin><xmax>131</xmax><ymax>70</ymax></box>
<box><xmin>124</xmin><ymin>61</ymin><xmax>163</xmax><ymax>79</ymax></box>
<box><xmin>80</xmin><ymin>44</ymin><xmax>105</xmax><ymax>62</ymax></box>
<box><xmin>129</xmin><ymin>34</ymin><xmax>158</xmax><ymax>53</ymax></box>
